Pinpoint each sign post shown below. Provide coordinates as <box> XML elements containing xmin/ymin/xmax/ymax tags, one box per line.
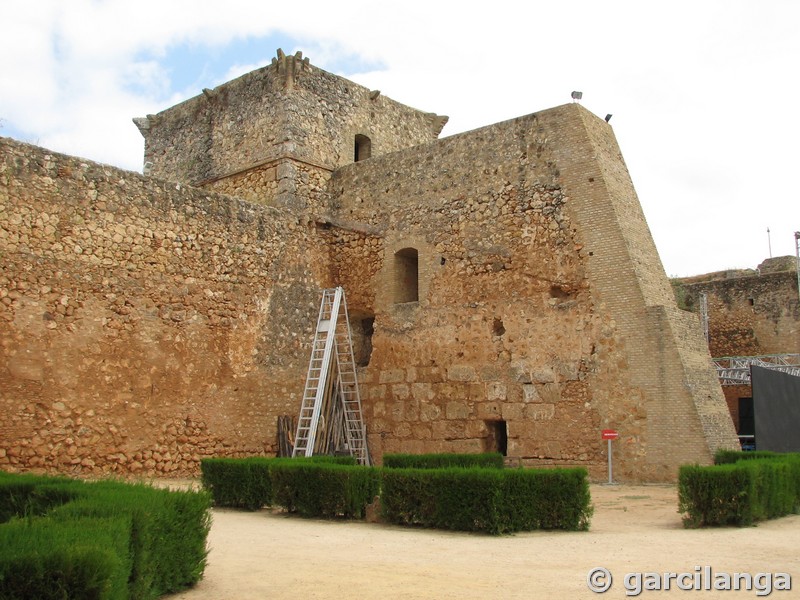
<box><xmin>601</xmin><ymin>429</ymin><xmax>619</xmax><ymax>484</ymax></box>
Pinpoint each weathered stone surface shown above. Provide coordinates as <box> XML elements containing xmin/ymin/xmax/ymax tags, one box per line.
<box><xmin>0</xmin><ymin>138</ymin><xmax>326</xmax><ymax>477</ymax></box>
<box><xmin>677</xmin><ymin>270</ymin><xmax>799</xmax><ymax>359</ymax></box>
<box><xmin>0</xmin><ymin>50</ymin><xmax>744</xmax><ymax>482</ymax></box>
<box><xmin>522</xmin><ymin>384</ymin><xmax>540</xmax><ymax>403</ymax></box>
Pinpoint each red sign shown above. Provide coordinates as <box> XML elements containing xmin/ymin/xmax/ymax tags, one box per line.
<box><xmin>602</xmin><ymin>429</ymin><xmax>619</xmax><ymax>440</ymax></box>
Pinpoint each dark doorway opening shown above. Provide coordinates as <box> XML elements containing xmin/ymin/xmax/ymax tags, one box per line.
<box><xmin>485</xmin><ymin>420</ymin><xmax>508</xmax><ymax>456</ymax></box>
<box><xmin>738</xmin><ymin>397</ymin><xmax>754</xmax><ymax>436</ymax></box>
<box><xmin>355</xmin><ymin>317</ymin><xmax>375</xmax><ymax>367</ymax></box>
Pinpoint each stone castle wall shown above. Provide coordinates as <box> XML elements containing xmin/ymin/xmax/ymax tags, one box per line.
<box><xmin>327</xmin><ymin>104</ymin><xmax>738</xmax><ymax>480</ymax></box>
<box><xmin>679</xmin><ymin>271</ymin><xmax>799</xmax><ymax>358</ymax></box>
<box><xmin>677</xmin><ymin>268</ymin><xmax>799</xmax><ymax>436</ymax></box>
<box><xmin>0</xmin><ymin>137</ymin><xmax>327</xmax><ymax>476</ymax></box>
<box><xmin>545</xmin><ymin>105</ymin><xmax>738</xmax><ymax>475</ymax></box>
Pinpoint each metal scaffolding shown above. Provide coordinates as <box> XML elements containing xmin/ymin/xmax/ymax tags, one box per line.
<box><xmin>713</xmin><ymin>354</ymin><xmax>800</xmax><ymax>385</ymax></box>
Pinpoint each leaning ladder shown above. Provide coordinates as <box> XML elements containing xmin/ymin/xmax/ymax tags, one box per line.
<box><xmin>292</xmin><ymin>287</ymin><xmax>370</xmax><ymax>465</ymax></box>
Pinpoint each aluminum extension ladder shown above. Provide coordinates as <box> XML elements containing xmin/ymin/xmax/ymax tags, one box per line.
<box><xmin>291</xmin><ymin>287</ymin><xmax>370</xmax><ymax>465</ymax></box>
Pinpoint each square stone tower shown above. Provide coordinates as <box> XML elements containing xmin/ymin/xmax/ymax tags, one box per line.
<box><xmin>134</xmin><ymin>49</ymin><xmax>447</xmax><ymax>211</ymax></box>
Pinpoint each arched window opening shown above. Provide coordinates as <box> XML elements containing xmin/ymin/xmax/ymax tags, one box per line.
<box><xmin>394</xmin><ymin>247</ymin><xmax>419</xmax><ymax>303</ymax></box>
<box><xmin>354</xmin><ymin>134</ymin><xmax>372</xmax><ymax>162</ymax></box>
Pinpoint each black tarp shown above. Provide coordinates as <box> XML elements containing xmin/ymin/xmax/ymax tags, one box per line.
<box><xmin>752</xmin><ymin>365</ymin><xmax>800</xmax><ymax>452</ymax></box>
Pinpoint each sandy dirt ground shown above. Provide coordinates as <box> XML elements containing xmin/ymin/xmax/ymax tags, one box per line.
<box><xmin>165</xmin><ymin>483</ymin><xmax>800</xmax><ymax>599</ymax></box>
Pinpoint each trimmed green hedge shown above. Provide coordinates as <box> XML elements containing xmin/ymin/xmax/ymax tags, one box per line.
<box><xmin>381</xmin><ymin>466</ymin><xmax>593</xmax><ymax>534</ymax></box>
<box><xmin>0</xmin><ymin>472</ymin><xmax>79</xmax><ymax>524</ymax></box>
<box><xmin>270</xmin><ymin>461</ymin><xmax>381</xmax><ymax>518</ymax></box>
<box><xmin>383</xmin><ymin>452</ymin><xmax>504</xmax><ymax>469</ymax></box>
<box><xmin>201</xmin><ymin>454</ymin><xmax>593</xmax><ymax>534</ymax></box>
<box><xmin>0</xmin><ymin>473</ymin><xmax>211</xmax><ymax>599</ymax></box>
<box><xmin>200</xmin><ymin>455</ymin><xmax>358</xmax><ymax>511</ymax></box>
<box><xmin>679</xmin><ymin>456</ymin><xmax>800</xmax><ymax>527</ymax></box>
<box><xmin>0</xmin><ymin>516</ymin><xmax>131</xmax><ymax>600</ymax></box>
<box><xmin>713</xmin><ymin>449</ymin><xmax>784</xmax><ymax>464</ymax></box>
<box><xmin>499</xmin><ymin>467</ymin><xmax>593</xmax><ymax>531</ymax></box>
<box><xmin>201</xmin><ymin>457</ymin><xmax>273</xmax><ymax>511</ymax></box>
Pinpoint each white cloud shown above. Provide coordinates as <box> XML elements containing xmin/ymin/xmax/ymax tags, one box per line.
<box><xmin>1</xmin><ymin>0</ymin><xmax>798</xmax><ymax>275</ymax></box>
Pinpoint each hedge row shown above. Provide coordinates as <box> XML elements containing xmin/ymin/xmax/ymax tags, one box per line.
<box><xmin>0</xmin><ymin>472</ymin><xmax>211</xmax><ymax>599</ymax></box>
<box><xmin>0</xmin><ymin>472</ymin><xmax>79</xmax><ymax>523</ymax></box>
<box><xmin>0</xmin><ymin>515</ymin><xmax>131</xmax><ymax>600</ymax></box>
<box><xmin>200</xmin><ymin>455</ymin><xmax>358</xmax><ymax>511</ymax></box>
<box><xmin>679</xmin><ymin>455</ymin><xmax>800</xmax><ymax>527</ymax></box>
<box><xmin>382</xmin><ymin>452</ymin><xmax>504</xmax><ymax>469</ymax></box>
<box><xmin>200</xmin><ymin>456</ymin><xmax>593</xmax><ymax>533</ymax></box>
<box><xmin>200</xmin><ymin>457</ymin><xmax>274</xmax><ymax>511</ymax></box>
<box><xmin>381</xmin><ymin>466</ymin><xmax>592</xmax><ymax>533</ymax></box>
<box><xmin>713</xmin><ymin>449</ymin><xmax>798</xmax><ymax>464</ymax></box>
<box><xmin>270</xmin><ymin>461</ymin><xmax>380</xmax><ymax>518</ymax></box>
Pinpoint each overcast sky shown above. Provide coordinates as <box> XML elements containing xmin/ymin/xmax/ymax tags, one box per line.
<box><xmin>2</xmin><ymin>0</ymin><xmax>798</xmax><ymax>277</ymax></box>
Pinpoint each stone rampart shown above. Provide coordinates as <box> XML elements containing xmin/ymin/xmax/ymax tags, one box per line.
<box><xmin>1</xmin><ymin>51</ymin><xmax>744</xmax><ymax>481</ymax></box>
<box><xmin>0</xmin><ymin>137</ymin><xmax>325</xmax><ymax>476</ymax></box>
<box><xmin>546</xmin><ymin>104</ymin><xmax>739</xmax><ymax>476</ymax></box>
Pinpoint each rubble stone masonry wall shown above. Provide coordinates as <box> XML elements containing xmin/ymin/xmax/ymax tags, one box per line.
<box><xmin>681</xmin><ymin>271</ymin><xmax>799</xmax><ymax>358</ymax></box>
<box><xmin>327</xmin><ymin>104</ymin><xmax>738</xmax><ymax>480</ymax></box>
<box><xmin>0</xmin><ymin>137</ymin><xmax>326</xmax><ymax>477</ymax></box>
<box><xmin>679</xmin><ymin>269</ymin><xmax>799</xmax><ymax>435</ymax></box>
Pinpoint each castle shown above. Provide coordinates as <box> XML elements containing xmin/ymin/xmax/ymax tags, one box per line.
<box><xmin>674</xmin><ymin>257</ymin><xmax>800</xmax><ymax>439</ymax></box>
<box><xmin>0</xmin><ymin>50</ymin><xmax>741</xmax><ymax>481</ymax></box>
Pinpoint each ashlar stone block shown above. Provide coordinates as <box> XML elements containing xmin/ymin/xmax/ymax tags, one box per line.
<box><xmin>445</xmin><ymin>400</ymin><xmax>470</xmax><ymax>419</ymax></box>
<box><xmin>486</xmin><ymin>381</ymin><xmax>506</xmax><ymax>401</ymax></box>
<box><xmin>447</xmin><ymin>365</ymin><xmax>477</xmax><ymax>382</ymax></box>
<box><xmin>476</xmin><ymin>401</ymin><xmax>501</xmax><ymax>419</ymax></box>
<box><xmin>501</xmin><ymin>403</ymin><xmax>524</xmax><ymax>420</ymax></box>
<box><xmin>526</xmin><ymin>403</ymin><xmax>555</xmax><ymax>421</ymax></box>
<box><xmin>379</xmin><ymin>369</ymin><xmax>405</xmax><ymax>384</ymax></box>
<box><xmin>419</xmin><ymin>402</ymin><xmax>441</xmax><ymax>422</ymax></box>
<box><xmin>522</xmin><ymin>383</ymin><xmax>541</xmax><ymax>403</ymax></box>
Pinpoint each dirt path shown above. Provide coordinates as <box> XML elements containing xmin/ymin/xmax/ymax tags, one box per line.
<box><xmin>166</xmin><ymin>484</ymin><xmax>800</xmax><ymax>599</ymax></box>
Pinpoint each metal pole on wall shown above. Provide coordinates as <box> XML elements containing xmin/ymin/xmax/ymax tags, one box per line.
<box><xmin>795</xmin><ymin>232</ymin><xmax>800</xmax><ymax>306</ymax></box>
<box><xmin>767</xmin><ymin>227</ymin><xmax>772</xmax><ymax>258</ymax></box>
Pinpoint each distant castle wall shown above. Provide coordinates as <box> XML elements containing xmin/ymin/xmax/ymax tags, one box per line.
<box><xmin>673</xmin><ymin>258</ymin><xmax>799</xmax><ymax>437</ymax></box>
<box><xmin>678</xmin><ymin>269</ymin><xmax>799</xmax><ymax>358</ymax></box>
